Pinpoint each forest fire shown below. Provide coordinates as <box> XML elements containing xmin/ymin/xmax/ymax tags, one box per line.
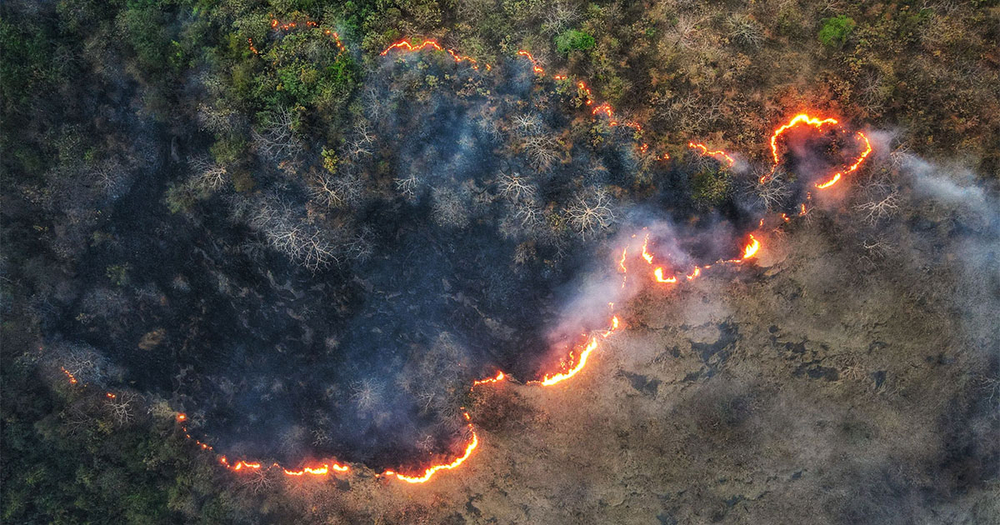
<box><xmin>764</xmin><ymin>113</ymin><xmax>873</xmax><ymax>188</ymax></box>
<box><xmin>44</xmin><ymin>39</ymin><xmax>870</xmax><ymax>489</ymax></box>
<box><xmin>382</xmin><ymin>412</ymin><xmax>479</xmax><ymax>483</ymax></box>
<box><xmin>380</xmin><ymin>39</ymin><xmax>485</xmax><ymax>69</ymax></box>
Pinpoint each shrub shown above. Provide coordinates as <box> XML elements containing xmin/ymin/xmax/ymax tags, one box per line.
<box><xmin>818</xmin><ymin>15</ymin><xmax>856</xmax><ymax>48</ymax></box>
<box><xmin>555</xmin><ymin>29</ymin><xmax>595</xmax><ymax>54</ymax></box>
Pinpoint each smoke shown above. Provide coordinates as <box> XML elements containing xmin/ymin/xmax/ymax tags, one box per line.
<box><xmin>26</xmin><ymin>46</ymin><xmax>772</xmax><ymax>472</ymax></box>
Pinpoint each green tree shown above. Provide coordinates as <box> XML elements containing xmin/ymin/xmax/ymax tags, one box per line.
<box><xmin>818</xmin><ymin>15</ymin><xmax>856</xmax><ymax>48</ymax></box>
<box><xmin>555</xmin><ymin>29</ymin><xmax>595</xmax><ymax>54</ymax></box>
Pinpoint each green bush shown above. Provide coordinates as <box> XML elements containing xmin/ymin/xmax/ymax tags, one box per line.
<box><xmin>818</xmin><ymin>15</ymin><xmax>856</xmax><ymax>48</ymax></box>
<box><xmin>691</xmin><ymin>168</ymin><xmax>731</xmax><ymax>208</ymax></box>
<box><xmin>555</xmin><ymin>29</ymin><xmax>595</xmax><ymax>54</ymax></box>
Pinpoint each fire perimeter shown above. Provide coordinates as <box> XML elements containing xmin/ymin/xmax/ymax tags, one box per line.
<box><xmin>57</xmin><ymin>37</ymin><xmax>873</xmax><ymax>485</ymax></box>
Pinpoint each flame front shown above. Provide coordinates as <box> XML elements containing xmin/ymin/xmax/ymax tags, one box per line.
<box><xmin>472</xmin><ymin>371</ymin><xmax>505</xmax><ymax>386</ymax></box>
<box><xmin>764</xmin><ymin>113</ymin><xmax>872</xmax><ymax>188</ymax></box>
<box><xmin>688</xmin><ymin>142</ymin><xmax>735</xmax><ymax>167</ymax></box>
<box><xmin>386</xmin><ymin>413</ymin><xmax>479</xmax><ymax>483</ymax></box>
<box><xmin>742</xmin><ymin>235</ymin><xmax>760</xmax><ymax>260</ymax></box>
<box><xmin>814</xmin><ymin>131</ymin><xmax>872</xmax><ymax>189</ymax></box>
<box><xmin>517</xmin><ymin>50</ymin><xmax>544</xmax><ymax>74</ymax></box>
<box><xmin>71</xmin><ymin>42</ymin><xmax>868</xmax><ymax>487</ymax></box>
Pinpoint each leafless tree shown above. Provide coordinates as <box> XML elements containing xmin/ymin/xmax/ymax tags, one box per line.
<box><xmin>855</xmin><ymin>189</ymin><xmax>900</xmax><ymax>225</ymax></box>
<box><xmin>512</xmin><ymin>113</ymin><xmax>543</xmax><ymax>137</ymax></box>
<box><xmin>350</xmin><ymin>378</ymin><xmax>381</xmax><ymax>413</ymax></box>
<box><xmin>106</xmin><ymin>391</ymin><xmax>141</xmax><ymax>426</ymax></box>
<box><xmin>497</xmin><ymin>172</ymin><xmax>537</xmax><ymax>203</ymax></box>
<box><xmin>522</xmin><ymin>135</ymin><xmax>560</xmax><ymax>171</ymax></box>
<box><xmin>513</xmin><ymin>199</ymin><xmax>544</xmax><ymax>229</ymax></box>
<box><xmin>566</xmin><ymin>188</ymin><xmax>616</xmax><ymax>238</ymax></box>
<box><xmin>395</xmin><ymin>174</ymin><xmax>419</xmax><ymax>201</ymax></box>
<box><xmin>672</xmin><ymin>15</ymin><xmax>707</xmax><ymax>49</ymax></box>
<box><xmin>753</xmin><ymin>169</ymin><xmax>792</xmax><ymax>210</ymax></box>
<box><xmin>188</xmin><ymin>155</ymin><xmax>228</xmax><ymax>192</ymax></box>
<box><xmin>59</xmin><ymin>343</ymin><xmax>114</xmax><ymax>385</ymax></box>
<box><xmin>238</xmin><ymin>468</ymin><xmax>275</xmax><ymax>495</ymax></box>
<box><xmin>542</xmin><ymin>1</ymin><xmax>580</xmax><ymax>34</ymax></box>
<box><xmin>308</xmin><ymin>171</ymin><xmax>362</xmax><ymax>209</ymax></box>
<box><xmin>244</xmin><ymin>196</ymin><xmax>342</xmax><ymax>271</ymax></box>
<box><xmin>727</xmin><ymin>13</ymin><xmax>764</xmax><ymax>49</ymax></box>
<box><xmin>251</xmin><ymin>106</ymin><xmax>301</xmax><ymax>163</ymax></box>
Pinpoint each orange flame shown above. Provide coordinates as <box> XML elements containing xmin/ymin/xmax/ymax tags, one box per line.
<box><xmin>386</xmin><ymin>415</ymin><xmax>478</xmax><ymax>483</ymax></box>
<box><xmin>770</xmin><ymin>114</ymin><xmax>839</xmax><ymax>165</ymax></box>
<box><xmin>472</xmin><ymin>371</ymin><xmax>506</xmax><ymax>386</ymax></box>
<box><xmin>380</xmin><ymin>39</ymin><xmax>484</xmax><ymax>69</ymax></box>
<box><xmin>541</xmin><ymin>336</ymin><xmax>600</xmax><ymax>386</ymax></box>
<box><xmin>516</xmin><ymin>50</ymin><xmax>544</xmax><ymax>74</ymax></box>
<box><xmin>60</xmin><ymin>367</ymin><xmax>78</xmax><ymax>384</ymax></box>
<box><xmin>764</xmin><ymin>113</ymin><xmax>872</xmax><ymax>188</ymax></box>
<box><xmin>815</xmin><ymin>131</ymin><xmax>872</xmax><ymax>189</ymax></box>
<box><xmin>654</xmin><ymin>267</ymin><xmax>677</xmax><ymax>283</ymax></box>
<box><xmin>742</xmin><ymin>234</ymin><xmax>760</xmax><ymax>260</ymax></box>
<box><xmin>232</xmin><ymin>461</ymin><xmax>262</xmax><ymax>471</ymax></box>
<box><xmin>641</xmin><ymin>233</ymin><xmax>654</xmax><ymax>263</ymax></box>
<box><xmin>688</xmin><ymin>142</ymin><xmax>735</xmax><ymax>167</ymax></box>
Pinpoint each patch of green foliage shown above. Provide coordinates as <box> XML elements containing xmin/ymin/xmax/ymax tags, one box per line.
<box><xmin>818</xmin><ymin>15</ymin><xmax>856</xmax><ymax>48</ymax></box>
<box><xmin>555</xmin><ymin>29</ymin><xmax>596</xmax><ymax>54</ymax></box>
<box><xmin>691</xmin><ymin>168</ymin><xmax>731</xmax><ymax>209</ymax></box>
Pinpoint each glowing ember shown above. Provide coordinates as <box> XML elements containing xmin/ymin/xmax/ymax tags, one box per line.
<box><xmin>60</xmin><ymin>367</ymin><xmax>78</xmax><ymax>384</ymax></box>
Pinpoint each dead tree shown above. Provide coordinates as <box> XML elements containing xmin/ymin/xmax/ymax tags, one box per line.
<box><xmin>188</xmin><ymin>155</ymin><xmax>228</xmax><ymax>192</ymax></box>
<box><xmin>522</xmin><ymin>135</ymin><xmax>560</xmax><ymax>172</ymax></box>
<box><xmin>106</xmin><ymin>391</ymin><xmax>141</xmax><ymax>426</ymax></box>
<box><xmin>308</xmin><ymin>172</ymin><xmax>362</xmax><ymax>209</ymax></box>
<box><xmin>566</xmin><ymin>188</ymin><xmax>616</xmax><ymax>238</ymax></box>
<box><xmin>497</xmin><ymin>172</ymin><xmax>538</xmax><ymax>203</ymax></box>
<box><xmin>251</xmin><ymin>106</ymin><xmax>301</xmax><ymax>163</ymax></box>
